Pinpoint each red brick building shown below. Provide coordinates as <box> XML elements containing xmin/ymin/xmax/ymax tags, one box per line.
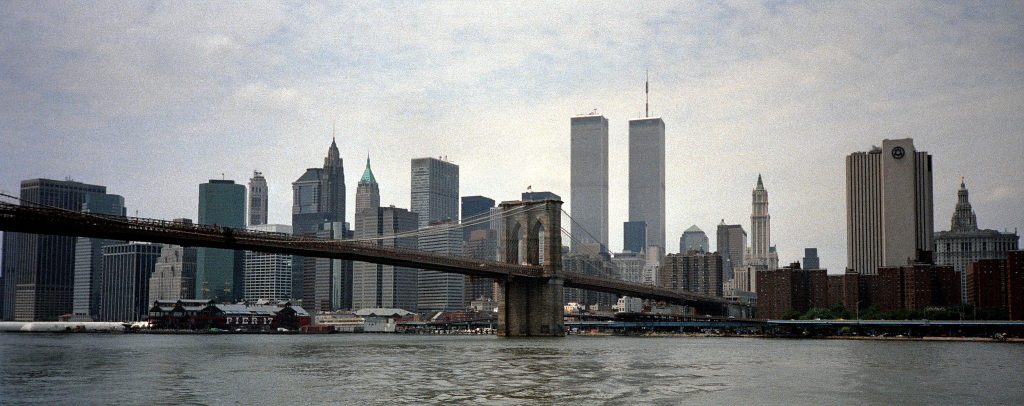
<box><xmin>1009</xmin><ymin>251</ymin><xmax>1024</xmax><ymax>320</ymax></box>
<box><xmin>756</xmin><ymin>263</ymin><xmax>828</xmax><ymax>319</ymax></box>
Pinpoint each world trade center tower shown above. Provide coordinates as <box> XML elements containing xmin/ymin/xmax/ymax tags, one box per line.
<box><xmin>570</xmin><ymin>114</ymin><xmax>609</xmax><ymax>253</ymax></box>
<box><xmin>628</xmin><ymin>116</ymin><xmax>666</xmax><ymax>253</ymax></box>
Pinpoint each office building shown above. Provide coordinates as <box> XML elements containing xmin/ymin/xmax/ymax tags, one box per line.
<box><xmin>461</xmin><ymin>196</ymin><xmax>497</xmax><ymax>303</ymax></box>
<box><xmin>352</xmin><ymin>158</ymin><xmax>419</xmax><ymax>310</ymax></box>
<box><xmin>464</xmin><ymin>229</ymin><xmax>498</xmax><ymax>302</ymax></box>
<box><xmin>522</xmin><ymin>191</ymin><xmax>561</xmax><ymax>202</ymax></box>
<box><xmin>196</xmin><ymin>179</ymin><xmax>246</xmax><ymax>302</ymax></box>
<box><xmin>411</xmin><ymin>157</ymin><xmax>459</xmax><ymax>228</ymax></box>
<box><xmin>147</xmin><ymin>237</ymin><xmax>197</xmax><ymax>305</ymax></box>
<box><xmin>749</xmin><ymin>175</ymin><xmax>778</xmax><ymax>270</ymax></box>
<box><xmin>934</xmin><ymin>180</ymin><xmax>1019</xmax><ymax>302</ymax></box>
<box><xmin>680</xmin><ymin>225</ymin><xmax>709</xmax><ymax>253</ymax></box>
<box><xmin>570</xmin><ymin>114</ymin><xmax>609</xmax><ymax>253</ymax></box>
<box><xmin>629</xmin><ymin>117</ymin><xmax>666</xmax><ymax>252</ymax></box>
<box><xmin>71</xmin><ymin>193</ymin><xmax>126</xmax><ymax>320</ymax></box>
<box><xmin>803</xmin><ymin>248</ymin><xmax>820</xmax><ymax>270</ymax></box>
<box><xmin>418</xmin><ymin>221</ymin><xmax>465</xmax><ymax>311</ymax></box>
<box><xmin>623</xmin><ymin>221</ymin><xmax>647</xmax><ymax>253</ymax></box>
<box><xmin>461</xmin><ymin>195</ymin><xmax>495</xmax><ymax>239</ymax></box>
<box><xmin>248</xmin><ymin>170</ymin><xmax>268</xmax><ymax>226</ymax></box>
<box><xmin>563</xmin><ymin>250</ymin><xmax>617</xmax><ymax>308</ymax></box>
<box><xmin>99</xmin><ymin>243</ymin><xmax>162</xmax><ymax>321</ymax></box>
<box><xmin>291</xmin><ymin>139</ymin><xmax>348</xmax><ymax>301</ymax></box>
<box><xmin>658</xmin><ymin>252</ymin><xmax>723</xmax><ymax>297</ymax></box>
<box><xmin>3</xmin><ymin>178</ymin><xmax>109</xmax><ymax>321</ymax></box>
<box><xmin>716</xmin><ymin>221</ymin><xmax>747</xmax><ymax>283</ymax></box>
<box><xmin>243</xmin><ymin>224</ymin><xmax>292</xmax><ymax>303</ymax></box>
<box><xmin>306</xmin><ymin>222</ymin><xmax>347</xmax><ymax>312</ymax></box>
<box><xmin>846</xmin><ymin>139</ymin><xmax>934</xmax><ymax>274</ymax></box>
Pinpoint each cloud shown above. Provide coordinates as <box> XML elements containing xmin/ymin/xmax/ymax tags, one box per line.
<box><xmin>1</xmin><ymin>2</ymin><xmax>1022</xmax><ymax>273</ymax></box>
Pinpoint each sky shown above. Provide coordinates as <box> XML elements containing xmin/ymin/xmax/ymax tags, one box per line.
<box><xmin>1</xmin><ymin>1</ymin><xmax>1022</xmax><ymax>274</ymax></box>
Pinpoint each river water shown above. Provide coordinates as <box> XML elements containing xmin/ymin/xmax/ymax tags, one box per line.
<box><xmin>1</xmin><ymin>334</ymin><xmax>1021</xmax><ymax>405</ymax></box>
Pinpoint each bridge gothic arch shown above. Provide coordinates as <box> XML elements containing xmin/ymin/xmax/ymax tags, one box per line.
<box><xmin>496</xmin><ymin>199</ymin><xmax>564</xmax><ymax>336</ymax></box>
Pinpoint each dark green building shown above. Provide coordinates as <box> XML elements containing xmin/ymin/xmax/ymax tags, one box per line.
<box><xmin>197</xmin><ymin>179</ymin><xmax>245</xmax><ymax>302</ymax></box>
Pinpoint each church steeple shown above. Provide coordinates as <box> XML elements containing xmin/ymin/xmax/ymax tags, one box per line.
<box><xmin>950</xmin><ymin>178</ymin><xmax>978</xmax><ymax>232</ymax></box>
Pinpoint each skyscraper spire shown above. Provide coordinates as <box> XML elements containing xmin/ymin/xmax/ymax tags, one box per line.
<box><xmin>756</xmin><ymin>173</ymin><xmax>764</xmax><ymax>190</ymax></box>
<box><xmin>645</xmin><ymin>69</ymin><xmax>649</xmax><ymax>118</ymax></box>
<box><xmin>359</xmin><ymin>155</ymin><xmax>377</xmax><ymax>185</ymax></box>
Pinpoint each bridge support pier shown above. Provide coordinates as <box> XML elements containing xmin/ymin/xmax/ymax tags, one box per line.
<box><xmin>496</xmin><ymin>276</ymin><xmax>564</xmax><ymax>337</ymax></box>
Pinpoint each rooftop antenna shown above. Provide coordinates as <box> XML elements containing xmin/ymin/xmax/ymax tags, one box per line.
<box><xmin>332</xmin><ymin>121</ymin><xmax>336</xmax><ymax>142</ymax></box>
<box><xmin>645</xmin><ymin>69</ymin><xmax>649</xmax><ymax>118</ymax></box>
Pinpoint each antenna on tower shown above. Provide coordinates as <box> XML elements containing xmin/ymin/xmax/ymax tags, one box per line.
<box><xmin>332</xmin><ymin>121</ymin><xmax>336</xmax><ymax>141</ymax></box>
<box><xmin>645</xmin><ymin>69</ymin><xmax>649</xmax><ymax>118</ymax></box>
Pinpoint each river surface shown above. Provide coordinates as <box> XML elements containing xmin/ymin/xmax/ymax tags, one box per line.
<box><xmin>1</xmin><ymin>334</ymin><xmax>1022</xmax><ymax>405</ymax></box>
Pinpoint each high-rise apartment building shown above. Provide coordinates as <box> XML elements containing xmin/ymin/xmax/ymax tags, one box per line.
<box><xmin>846</xmin><ymin>139</ymin><xmax>934</xmax><ymax>275</ymax></box>
<box><xmin>680</xmin><ymin>225</ymin><xmax>709</xmax><ymax>253</ymax></box>
<box><xmin>570</xmin><ymin>114</ymin><xmax>609</xmax><ymax>253</ymax></box>
<box><xmin>99</xmin><ymin>242</ymin><xmax>162</xmax><ymax>321</ymax></box>
<box><xmin>411</xmin><ymin>157</ymin><xmax>459</xmax><ymax>228</ymax></box>
<box><xmin>2</xmin><ymin>178</ymin><xmax>109</xmax><ymax>321</ymax></box>
<box><xmin>196</xmin><ymin>179</ymin><xmax>246</xmax><ymax>302</ymax></box>
<box><xmin>934</xmin><ymin>180</ymin><xmax>1019</xmax><ymax>302</ymax></box>
<box><xmin>72</xmin><ymin>193</ymin><xmax>126</xmax><ymax>320</ymax></box>
<box><xmin>417</xmin><ymin>221</ymin><xmax>465</xmax><ymax>311</ymax></box>
<box><xmin>657</xmin><ymin>252</ymin><xmax>723</xmax><ymax>297</ymax></box>
<box><xmin>629</xmin><ymin>117</ymin><xmax>666</xmax><ymax>253</ymax></box>
<box><xmin>243</xmin><ymin>224</ymin><xmax>293</xmax><ymax>303</ymax></box>
<box><xmin>248</xmin><ymin>170</ymin><xmax>268</xmax><ymax>226</ymax></box>
<box><xmin>147</xmin><ymin>236</ymin><xmax>197</xmax><ymax>305</ymax></box>
<box><xmin>716</xmin><ymin>221</ymin><xmax>747</xmax><ymax>283</ymax></box>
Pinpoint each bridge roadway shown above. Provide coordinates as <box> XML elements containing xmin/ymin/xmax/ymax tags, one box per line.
<box><xmin>0</xmin><ymin>202</ymin><xmax>730</xmax><ymax>309</ymax></box>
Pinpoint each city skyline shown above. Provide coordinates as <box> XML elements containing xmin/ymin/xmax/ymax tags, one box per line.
<box><xmin>1</xmin><ymin>3</ymin><xmax>1022</xmax><ymax>274</ymax></box>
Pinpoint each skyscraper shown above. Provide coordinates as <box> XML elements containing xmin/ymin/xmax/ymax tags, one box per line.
<box><xmin>99</xmin><ymin>242</ymin><xmax>162</xmax><ymax>321</ymax></box>
<box><xmin>570</xmin><ymin>114</ymin><xmax>609</xmax><ymax>253</ymax></box>
<box><xmin>716</xmin><ymin>221</ymin><xmax>747</xmax><ymax>283</ymax></box>
<box><xmin>658</xmin><ymin>252</ymin><xmax>724</xmax><ymax>297</ymax></box>
<box><xmin>522</xmin><ymin>191</ymin><xmax>561</xmax><ymax>201</ymax></box>
<box><xmin>291</xmin><ymin>139</ymin><xmax>348</xmax><ymax>302</ymax></box>
<box><xmin>934</xmin><ymin>180</ymin><xmax>1019</xmax><ymax>302</ymax></box>
<box><xmin>147</xmin><ymin>233</ymin><xmax>197</xmax><ymax>305</ymax></box>
<box><xmin>461</xmin><ymin>195</ymin><xmax>495</xmax><ymax>240</ymax></box>
<box><xmin>461</xmin><ymin>196</ymin><xmax>496</xmax><ymax>303</ymax></box>
<box><xmin>248</xmin><ymin>170</ymin><xmax>268</xmax><ymax>226</ymax></box>
<box><xmin>417</xmin><ymin>221</ymin><xmax>465</xmax><ymax>311</ymax></box>
<box><xmin>628</xmin><ymin>117</ymin><xmax>666</xmax><ymax>253</ymax></box>
<box><xmin>846</xmin><ymin>139</ymin><xmax>934</xmax><ymax>275</ymax></box>
<box><xmin>72</xmin><ymin>192</ymin><xmax>126</xmax><ymax>320</ymax></box>
<box><xmin>623</xmin><ymin>221</ymin><xmax>647</xmax><ymax>253</ymax></box>
<box><xmin>748</xmin><ymin>175</ymin><xmax>778</xmax><ymax>270</ymax></box>
<box><xmin>3</xmin><ymin>178</ymin><xmax>109</xmax><ymax>321</ymax></box>
<box><xmin>196</xmin><ymin>179</ymin><xmax>246</xmax><ymax>302</ymax></box>
<box><xmin>803</xmin><ymin>248</ymin><xmax>821</xmax><ymax>270</ymax></box>
<box><xmin>352</xmin><ymin>158</ymin><xmax>420</xmax><ymax>310</ymax></box>
<box><xmin>306</xmin><ymin>222</ymin><xmax>347</xmax><ymax>312</ymax></box>
<box><xmin>680</xmin><ymin>225</ymin><xmax>709</xmax><ymax>253</ymax></box>
<box><xmin>243</xmin><ymin>224</ymin><xmax>293</xmax><ymax>302</ymax></box>
<box><xmin>411</xmin><ymin>157</ymin><xmax>459</xmax><ymax>228</ymax></box>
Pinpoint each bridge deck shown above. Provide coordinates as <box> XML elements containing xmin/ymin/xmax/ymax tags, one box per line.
<box><xmin>0</xmin><ymin>202</ymin><xmax>734</xmax><ymax>309</ymax></box>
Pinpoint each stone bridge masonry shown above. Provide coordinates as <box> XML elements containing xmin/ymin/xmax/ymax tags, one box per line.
<box><xmin>495</xmin><ymin>199</ymin><xmax>565</xmax><ymax>337</ymax></box>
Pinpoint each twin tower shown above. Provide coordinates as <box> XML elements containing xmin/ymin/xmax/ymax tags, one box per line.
<box><xmin>570</xmin><ymin>114</ymin><xmax>666</xmax><ymax>256</ymax></box>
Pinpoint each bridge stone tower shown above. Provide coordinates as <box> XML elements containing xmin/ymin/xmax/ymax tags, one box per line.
<box><xmin>495</xmin><ymin>199</ymin><xmax>564</xmax><ymax>337</ymax></box>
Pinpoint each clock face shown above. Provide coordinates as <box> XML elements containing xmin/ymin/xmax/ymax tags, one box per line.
<box><xmin>892</xmin><ymin>146</ymin><xmax>906</xmax><ymax>159</ymax></box>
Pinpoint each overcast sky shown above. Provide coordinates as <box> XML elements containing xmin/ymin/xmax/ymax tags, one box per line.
<box><xmin>1</xmin><ymin>1</ymin><xmax>1022</xmax><ymax>273</ymax></box>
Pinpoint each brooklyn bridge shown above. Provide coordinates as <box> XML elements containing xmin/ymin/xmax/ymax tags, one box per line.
<box><xmin>0</xmin><ymin>198</ymin><xmax>751</xmax><ymax>336</ymax></box>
